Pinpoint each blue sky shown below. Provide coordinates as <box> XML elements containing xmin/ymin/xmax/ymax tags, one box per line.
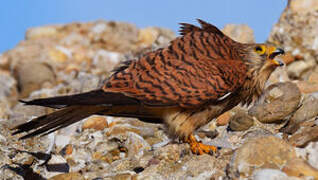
<box><xmin>0</xmin><ymin>0</ymin><xmax>287</xmax><ymax>53</ymax></box>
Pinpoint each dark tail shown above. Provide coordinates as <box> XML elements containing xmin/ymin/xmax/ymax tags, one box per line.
<box><xmin>11</xmin><ymin>105</ymin><xmax>106</xmax><ymax>139</ymax></box>
<box><xmin>12</xmin><ymin>89</ymin><xmax>142</xmax><ymax>139</ymax></box>
<box><xmin>19</xmin><ymin>89</ymin><xmax>140</xmax><ymax>109</ymax></box>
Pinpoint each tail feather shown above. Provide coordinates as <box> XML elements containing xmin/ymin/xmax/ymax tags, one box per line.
<box><xmin>20</xmin><ymin>89</ymin><xmax>140</xmax><ymax>109</ymax></box>
<box><xmin>13</xmin><ymin>89</ymin><xmax>163</xmax><ymax>139</ymax></box>
<box><xmin>12</xmin><ymin>106</ymin><xmax>105</xmax><ymax>139</ymax></box>
<box><xmin>12</xmin><ymin>107</ymin><xmax>74</xmax><ymax>134</ymax></box>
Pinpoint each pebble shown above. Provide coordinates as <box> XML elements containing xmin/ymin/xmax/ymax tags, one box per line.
<box><xmin>82</xmin><ymin>115</ymin><xmax>108</xmax><ymax>130</ymax></box>
<box><xmin>249</xmin><ymin>82</ymin><xmax>301</xmax><ymax>123</ymax></box>
<box><xmin>216</xmin><ymin>111</ymin><xmax>231</xmax><ymax>126</ymax></box>
<box><xmin>222</xmin><ymin>24</ymin><xmax>255</xmax><ymax>43</ymax></box>
<box><xmin>228</xmin><ymin>109</ymin><xmax>254</xmax><ymax>131</ymax></box>
<box><xmin>288</xmin><ymin>126</ymin><xmax>318</xmax><ymax>147</ymax></box>
<box><xmin>26</xmin><ymin>26</ymin><xmax>58</xmax><ymax>40</ymax></box>
<box><xmin>48</xmin><ymin>172</ymin><xmax>84</xmax><ymax>180</ymax></box>
<box><xmin>0</xmin><ymin>70</ymin><xmax>18</xmax><ymax>106</ymax></box>
<box><xmin>296</xmin><ymin>81</ymin><xmax>318</xmax><ymax>94</ymax></box>
<box><xmin>281</xmin><ymin>95</ymin><xmax>318</xmax><ymax>134</ymax></box>
<box><xmin>138</xmin><ymin>27</ymin><xmax>160</xmax><ymax>46</ymax></box>
<box><xmin>252</xmin><ymin>169</ymin><xmax>291</xmax><ymax>180</ymax></box>
<box><xmin>289</xmin><ymin>0</ymin><xmax>318</xmax><ymax>13</ymax></box>
<box><xmin>282</xmin><ymin>158</ymin><xmax>318</xmax><ymax>179</ymax></box>
<box><xmin>287</xmin><ymin>61</ymin><xmax>312</xmax><ymax>78</ymax></box>
<box><xmin>13</xmin><ymin>61</ymin><xmax>56</xmax><ymax>98</ymax></box>
<box><xmin>230</xmin><ymin>136</ymin><xmax>296</xmax><ymax>177</ymax></box>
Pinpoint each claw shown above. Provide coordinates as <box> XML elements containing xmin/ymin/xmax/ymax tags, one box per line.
<box><xmin>185</xmin><ymin>134</ymin><xmax>219</xmax><ymax>155</ymax></box>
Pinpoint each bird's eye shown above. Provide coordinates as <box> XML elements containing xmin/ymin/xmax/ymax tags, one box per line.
<box><xmin>255</xmin><ymin>45</ymin><xmax>266</xmax><ymax>55</ymax></box>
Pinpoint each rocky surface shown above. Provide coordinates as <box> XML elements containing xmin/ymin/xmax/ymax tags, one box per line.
<box><xmin>0</xmin><ymin>1</ymin><xmax>318</xmax><ymax>179</ymax></box>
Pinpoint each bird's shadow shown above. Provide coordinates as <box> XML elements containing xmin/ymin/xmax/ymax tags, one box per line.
<box><xmin>2</xmin><ymin>149</ymin><xmax>70</xmax><ymax>180</ymax></box>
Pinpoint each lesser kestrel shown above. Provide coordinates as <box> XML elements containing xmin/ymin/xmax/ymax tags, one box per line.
<box><xmin>12</xmin><ymin>19</ymin><xmax>284</xmax><ymax>155</ymax></box>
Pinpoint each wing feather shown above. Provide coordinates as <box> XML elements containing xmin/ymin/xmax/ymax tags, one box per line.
<box><xmin>104</xmin><ymin>56</ymin><xmax>247</xmax><ymax>108</ymax></box>
<box><xmin>103</xmin><ymin>20</ymin><xmax>247</xmax><ymax>108</ymax></box>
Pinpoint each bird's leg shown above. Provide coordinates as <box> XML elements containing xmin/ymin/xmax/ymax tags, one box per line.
<box><xmin>185</xmin><ymin>134</ymin><xmax>218</xmax><ymax>155</ymax></box>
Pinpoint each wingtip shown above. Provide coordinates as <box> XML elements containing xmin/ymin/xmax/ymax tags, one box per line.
<box><xmin>19</xmin><ymin>99</ymin><xmax>28</xmax><ymax>104</ymax></box>
<box><xmin>11</xmin><ymin>130</ymin><xmax>20</xmax><ymax>136</ymax></box>
<box><xmin>19</xmin><ymin>135</ymin><xmax>29</xmax><ymax>140</ymax></box>
<box><xmin>11</xmin><ymin>128</ymin><xmax>24</xmax><ymax>136</ymax></box>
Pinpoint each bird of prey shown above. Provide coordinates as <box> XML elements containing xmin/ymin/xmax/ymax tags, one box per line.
<box><xmin>12</xmin><ymin>19</ymin><xmax>285</xmax><ymax>155</ymax></box>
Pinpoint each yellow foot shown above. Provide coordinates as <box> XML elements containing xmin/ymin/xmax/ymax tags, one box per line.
<box><xmin>186</xmin><ymin>134</ymin><xmax>218</xmax><ymax>155</ymax></box>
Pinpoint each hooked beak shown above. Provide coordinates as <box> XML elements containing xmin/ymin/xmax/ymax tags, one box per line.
<box><xmin>269</xmin><ymin>48</ymin><xmax>285</xmax><ymax>67</ymax></box>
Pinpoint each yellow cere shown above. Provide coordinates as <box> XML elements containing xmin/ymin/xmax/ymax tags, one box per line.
<box><xmin>267</xmin><ymin>46</ymin><xmax>277</xmax><ymax>56</ymax></box>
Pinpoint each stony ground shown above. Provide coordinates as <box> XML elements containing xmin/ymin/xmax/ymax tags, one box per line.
<box><xmin>0</xmin><ymin>0</ymin><xmax>318</xmax><ymax>179</ymax></box>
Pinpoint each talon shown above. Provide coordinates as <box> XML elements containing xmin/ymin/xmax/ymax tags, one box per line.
<box><xmin>185</xmin><ymin>134</ymin><xmax>218</xmax><ymax>155</ymax></box>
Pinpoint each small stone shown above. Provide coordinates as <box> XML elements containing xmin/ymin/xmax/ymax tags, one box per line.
<box><xmin>0</xmin><ymin>70</ymin><xmax>18</xmax><ymax>106</ymax></box>
<box><xmin>154</xmin><ymin>144</ymin><xmax>187</xmax><ymax>162</ymax></box>
<box><xmin>228</xmin><ymin>110</ymin><xmax>254</xmax><ymax>131</ymax></box>
<box><xmin>281</xmin><ymin>95</ymin><xmax>318</xmax><ymax>134</ymax></box>
<box><xmin>138</xmin><ymin>27</ymin><xmax>159</xmax><ymax>46</ymax></box>
<box><xmin>266</xmin><ymin>67</ymin><xmax>290</xmax><ymax>85</ymax></box>
<box><xmin>13</xmin><ymin>61</ymin><xmax>56</xmax><ymax>98</ymax></box>
<box><xmin>288</xmin><ymin>126</ymin><xmax>318</xmax><ymax>147</ymax></box>
<box><xmin>282</xmin><ymin>158</ymin><xmax>318</xmax><ymax>178</ymax></box>
<box><xmin>90</xmin><ymin>21</ymin><xmax>139</xmax><ymax>52</ymax></box>
<box><xmin>249</xmin><ymin>82</ymin><xmax>301</xmax><ymax>123</ymax></box>
<box><xmin>60</xmin><ymin>144</ymin><xmax>73</xmax><ymax>156</ymax></box>
<box><xmin>216</xmin><ymin>111</ymin><xmax>231</xmax><ymax>126</ymax></box>
<box><xmin>55</xmin><ymin>134</ymin><xmax>71</xmax><ymax>149</ymax></box>
<box><xmin>82</xmin><ymin>115</ymin><xmax>108</xmax><ymax>130</ymax></box>
<box><xmin>48</xmin><ymin>172</ymin><xmax>84</xmax><ymax>180</ymax></box>
<box><xmin>138</xmin><ymin>154</ymin><xmax>223</xmax><ymax>179</ymax></box>
<box><xmin>26</xmin><ymin>26</ymin><xmax>58</xmax><ymax>40</ymax></box>
<box><xmin>154</xmin><ymin>28</ymin><xmax>176</xmax><ymax>47</ymax></box>
<box><xmin>222</xmin><ymin>24</ymin><xmax>255</xmax><ymax>43</ymax></box>
<box><xmin>303</xmin><ymin>141</ymin><xmax>318</xmax><ymax>169</ymax></box>
<box><xmin>145</xmin><ymin>136</ymin><xmax>162</xmax><ymax>146</ymax></box>
<box><xmin>0</xmin><ymin>54</ymin><xmax>9</xmax><ymax>69</ymax></box>
<box><xmin>242</xmin><ymin>129</ymin><xmax>274</xmax><ymax>141</ymax></box>
<box><xmin>92</xmin><ymin>151</ymin><xmax>103</xmax><ymax>160</ymax></box>
<box><xmin>108</xmin><ymin>173</ymin><xmax>133</xmax><ymax>180</ymax></box>
<box><xmin>133</xmin><ymin>166</ymin><xmax>144</xmax><ymax>173</ymax></box>
<box><xmin>252</xmin><ymin>169</ymin><xmax>290</xmax><ymax>180</ymax></box>
<box><xmin>309</xmin><ymin>71</ymin><xmax>318</xmax><ymax>83</ymax></box>
<box><xmin>106</xmin><ymin>125</ymin><xmax>141</xmax><ymax>137</ymax></box>
<box><xmin>45</xmin><ymin>155</ymin><xmax>70</xmax><ymax>178</ymax></box>
<box><xmin>65</xmin><ymin>64</ymin><xmax>81</xmax><ymax>74</ymax></box>
<box><xmin>92</xmin><ymin>50</ymin><xmax>122</xmax><ymax>73</ymax></box>
<box><xmin>91</xmin><ymin>22</ymin><xmax>107</xmax><ymax>34</ymax></box>
<box><xmin>268</xmin><ymin>87</ymin><xmax>284</xmax><ymax>99</ymax></box>
<box><xmin>124</xmin><ymin>132</ymin><xmax>151</xmax><ymax>159</ymax></box>
<box><xmin>287</xmin><ymin>61</ymin><xmax>312</xmax><ymax>78</ymax></box>
<box><xmin>61</xmin><ymin>32</ymin><xmax>88</xmax><ymax>47</ymax></box>
<box><xmin>48</xmin><ymin>47</ymin><xmax>69</xmax><ymax>63</ymax></box>
<box><xmin>230</xmin><ymin>136</ymin><xmax>296</xmax><ymax>177</ymax></box>
<box><xmin>289</xmin><ymin>0</ymin><xmax>318</xmax><ymax>14</ymax></box>
<box><xmin>296</xmin><ymin>81</ymin><xmax>318</xmax><ymax>94</ymax></box>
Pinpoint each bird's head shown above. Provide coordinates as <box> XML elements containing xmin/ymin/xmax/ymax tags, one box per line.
<box><xmin>244</xmin><ymin>43</ymin><xmax>285</xmax><ymax>73</ymax></box>
<box><xmin>239</xmin><ymin>44</ymin><xmax>285</xmax><ymax>104</ymax></box>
